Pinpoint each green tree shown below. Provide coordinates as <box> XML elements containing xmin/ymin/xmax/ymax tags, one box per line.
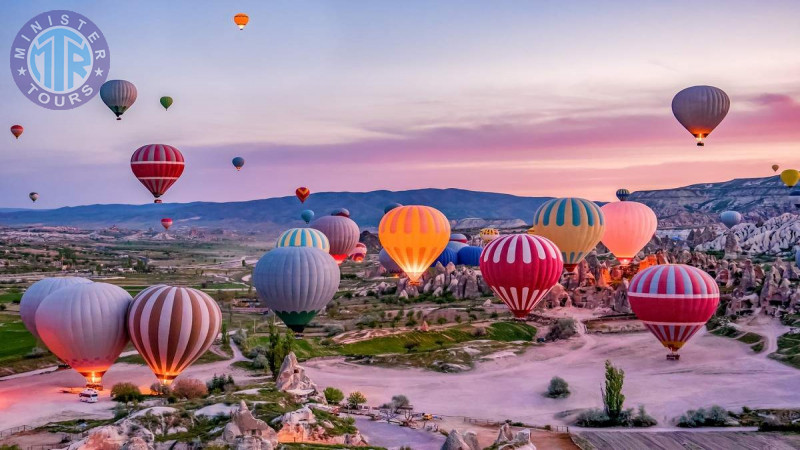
<box><xmin>265</xmin><ymin>319</ymin><xmax>294</xmax><ymax>376</ymax></box>
<box><xmin>324</xmin><ymin>387</ymin><xmax>344</xmax><ymax>404</ymax></box>
<box><xmin>347</xmin><ymin>391</ymin><xmax>367</xmax><ymax>409</ymax></box>
<box><xmin>546</xmin><ymin>376</ymin><xmax>570</xmax><ymax>398</ymax></box>
<box><xmin>221</xmin><ymin>322</ymin><xmax>230</xmax><ymax>349</ymax></box>
<box><xmin>602</xmin><ymin>360</ymin><xmax>625</xmax><ymax>421</ymax></box>
<box><xmin>111</xmin><ymin>382</ymin><xmax>144</xmax><ymax>405</ymax></box>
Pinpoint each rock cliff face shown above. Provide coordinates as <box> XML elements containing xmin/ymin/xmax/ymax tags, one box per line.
<box><xmin>275</xmin><ymin>352</ymin><xmax>326</xmax><ymax>404</ymax></box>
<box><xmin>66</xmin><ymin>419</ymin><xmax>155</xmax><ymax>450</ymax></box>
<box><xmin>693</xmin><ymin>213</ymin><xmax>800</xmax><ymax>256</ymax></box>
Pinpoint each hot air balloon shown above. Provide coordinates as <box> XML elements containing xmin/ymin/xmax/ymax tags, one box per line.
<box><xmin>349</xmin><ymin>242</ymin><xmax>367</xmax><ymax>262</ymax></box>
<box><xmin>130</xmin><ymin>144</ymin><xmax>185</xmax><ymax>202</ymax></box>
<box><xmin>160</xmin><ymin>96</ymin><xmax>173</xmax><ymax>111</ymax></box>
<box><xmin>781</xmin><ymin>169</ymin><xmax>800</xmax><ymax>188</ymax></box>
<box><xmin>457</xmin><ymin>246</ymin><xmax>482</xmax><ymax>267</ymax></box>
<box><xmin>616</xmin><ymin>189</ymin><xmax>630</xmax><ymax>201</ymax></box>
<box><xmin>100</xmin><ymin>80</ymin><xmax>137</xmax><ymax>120</ymax></box>
<box><xmin>446</xmin><ymin>241</ymin><xmax>468</xmax><ymax>253</ymax></box>
<box><xmin>450</xmin><ymin>233</ymin><xmax>468</xmax><ymax>243</ymax></box>
<box><xmin>232</xmin><ymin>157</ymin><xmax>245</xmax><ymax>171</ymax></box>
<box><xmin>533</xmin><ymin>197</ymin><xmax>605</xmax><ymax>272</ymax></box>
<box><xmin>276</xmin><ymin>228</ymin><xmax>330</xmax><ymax>253</ymax></box>
<box><xmin>479</xmin><ymin>228</ymin><xmax>500</xmax><ymax>245</ymax></box>
<box><xmin>480</xmin><ymin>234</ymin><xmax>563</xmax><ymax>318</ymax></box>
<box><xmin>35</xmin><ymin>282</ymin><xmax>132</xmax><ymax>386</ymax></box>
<box><xmin>526</xmin><ymin>227</ymin><xmax>536</xmax><ymax>235</ymax></box>
<box><xmin>10</xmin><ymin>125</ymin><xmax>23</xmax><ymax>139</ymax></box>
<box><xmin>628</xmin><ymin>264</ymin><xmax>719</xmax><ymax>359</ymax></box>
<box><xmin>29</xmin><ymin>192</ymin><xmax>38</xmax><ymax>202</ymax></box>
<box><xmin>379</xmin><ymin>205</ymin><xmax>450</xmax><ymax>284</ymax></box>
<box><xmin>384</xmin><ymin>203</ymin><xmax>402</xmax><ymax>214</ymax></box>
<box><xmin>19</xmin><ymin>277</ymin><xmax>92</xmax><ymax>341</ymax></box>
<box><xmin>301</xmin><ymin>209</ymin><xmax>315</xmax><ymax>224</ymax></box>
<box><xmin>252</xmin><ymin>247</ymin><xmax>340</xmax><ymax>332</ymax></box>
<box><xmin>772</xmin><ymin>164</ymin><xmax>780</xmax><ymax>173</ymax></box>
<box><xmin>379</xmin><ymin>248</ymin><xmax>403</xmax><ymax>274</ymax></box>
<box><xmin>431</xmin><ymin>247</ymin><xmax>458</xmax><ymax>268</ymax></box>
<box><xmin>310</xmin><ymin>215</ymin><xmax>359</xmax><ymax>263</ymax></box>
<box><xmin>234</xmin><ymin>13</ymin><xmax>249</xmax><ymax>30</ymax></box>
<box><xmin>161</xmin><ymin>218</ymin><xmax>173</xmax><ymax>230</ymax></box>
<box><xmin>296</xmin><ymin>187</ymin><xmax>310</xmax><ymax>203</ymax></box>
<box><xmin>671</xmin><ymin>85</ymin><xmax>730</xmax><ymax>146</ymax></box>
<box><xmin>128</xmin><ymin>285</ymin><xmax>221</xmax><ymax>385</ymax></box>
<box><xmin>331</xmin><ymin>208</ymin><xmax>350</xmax><ymax>218</ymax></box>
<box><xmin>720</xmin><ymin>211</ymin><xmax>742</xmax><ymax>228</ymax></box>
<box><xmin>600</xmin><ymin>201</ymin><xmax>657</xmax><ymax>266</ymax></box>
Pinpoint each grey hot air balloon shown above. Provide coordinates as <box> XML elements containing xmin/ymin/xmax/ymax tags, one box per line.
<box><xmin>35</xmin><ymin>282</ymin><xmax>132</xmax><ymax>386</ymax></box>
<box><xmin>128</xmin><ymin>285</ymin><xmax>222</xmax><ymax>386</ymax></box>
<box><xmin>29</xmin><ymin>192</ymin><xmax>39</xmax><ymax>202</ymax></box>
<box><xmin>720</xmin><ymin>210</ymin><xmax>742</xmax><ymax>229</ymax></box>
<box><xmin>310</xmin><ymin>214</ymin><xmax>359</xmax><ymax>264</ymax></box>
<box><xmin>378</xmin><ymin>248</ymin><xmax>403</xmax><ymax>274</ymax></box>
<box><xmin>19</xmin><ymin>277</ymin><xmax>92</xmax><ymax>341</ymax></box>
<box><xmin>100</xmin><ymin>80</ymin><xmax>138</xmax><ymax>120</ymax></box>
<box><xmin>671</xmin><ymin>85</ymin><xmax>730</xmax><ymax>146</ymax></box>
<box><xmin>252</xmin><ymin>247</ymin><xmax>340</xmax><ymax>332</ymax></box>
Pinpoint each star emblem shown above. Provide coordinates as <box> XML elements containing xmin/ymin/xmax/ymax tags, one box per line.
<box><xmin>17</xmin><ymin>67</ymin><xmax>26</xmax><ymax>76</ymax></box>
<box><xmin>94</xmin><ymin>68</ymin><xmax>103</xmax><ymax>76</ymax></box>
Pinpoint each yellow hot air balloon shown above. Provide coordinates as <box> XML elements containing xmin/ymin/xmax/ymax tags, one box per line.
<box><xmin>480</xmin><ymin>227</ymin><xmax>500</xmax><ymax>244</ymax></box>
<box><xmin>379</xmin><ymin>205</ymin><xmax>450</xmax><ymax>284</ymax></box>
<box><xmin>526</xmin><ymin>226</ymin><xmax>536</xmax><ymax>235</ymax></box>
<box><xmin>532</xmin><ymin>197</ymin><xmax>605</xmax><ymax>272</ymax></box>
<box><xmin>600</xmin><ymin>201</ymin><xmax>657</xmax><ymax>266</ymax></box>
<box><xmin>781</xmin><ymin>169</ymin><xmax>800</xmax><ymax>188</ymax></box>
<box><xmin>772</xmin><ymin>164</ymin><xmax>780</xmax><ymax>173</ymax></box>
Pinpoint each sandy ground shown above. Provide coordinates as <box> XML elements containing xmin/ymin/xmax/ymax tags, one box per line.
<box><xmin>354</xmin><ymin>417</ymin><xmax>445</xmax><ymax>450</ymax></box>
<box><xmin>305</xmin><ymin>321</ymin><xmax>800</xmax><ymax>430</ymax></box>
<box><xmin>0</xmin><ymin>342</ymin><xmax>248</xmax><ymax>430</ymax></box>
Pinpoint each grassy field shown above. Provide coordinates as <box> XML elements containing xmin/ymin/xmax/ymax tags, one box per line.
<box><xmin>770</xmin><ymin>332</ymin><xmax>800</xmax><ymax>369</ymax></box>
<box><xmin>117</xmin><ymin>347</ymin><xmax>232</xmax><ymax>365</ymax></box>
<box><xmin>0</xmin><ymin>313</ymin><xmax>37</xmax><ymax>362</ymax></box>
<box><xmin>0</xmin><ymin>290</ymin><xmax>22</xmax><ymax>304</ymax></box>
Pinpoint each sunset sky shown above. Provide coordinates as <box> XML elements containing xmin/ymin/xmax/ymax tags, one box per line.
<box><xmin>2</xmin><ymin>1</ymin><xmax>800</xmax><ymax>208</ymax></box>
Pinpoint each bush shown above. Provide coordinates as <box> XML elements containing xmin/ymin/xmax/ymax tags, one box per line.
<box><xmin>546</xmin><ymin>376</ymin><xmax>570</xmax><ymax>398</ymax></box>
<box><xmin>347</xmin><ymin>391</ymin><xmax>367</xmax><ymax>409</ymax></box>
<box><xmin>111</xmin><ymin>382</ymin><xmax>144</xmax><ymax>404</ymax></box>
<box><xmin>473</xmin><ymin>326</ymin><xmax>487</xmax><ymax>337</ymax></box>
<box><xmin>207</xmin><ymin>373</ymin><xmax>235</xmax><ymax>394</ymax></box>
<box><xmin>576</xmin><ymin>408</ymin><xmax>611</xmax><ymax>427</ymax></box>
<box><xmin>437</xmin><ymin>317</ymin><xmax>447</xmax><ymax>325</ymax></box>
<box><xmin>546</xmin><ymin>318</ymin><xmax>577</xmax><ymax>341</ymax></box>
<box><xmin>631</xmin><ymin>405</ymin><xmax>658</xmax><ymax>427</ymax></box>
<box><xmin>172</xmin><ymin>378</ymin><xmax>208</xmax><ymax>399</ymax></box>
<box><xmin>676</xmin><ymin>405</ymin><xmax>730</xmax><ymax>427</ymax></box>
<box><xmin>251</xmin><ymin>354</ymin><xmax>268</xmax><ymax>369</ymax></box>
<box><xmin>324</xmin><ymin>387</ymin><xmax>344</xmax><ymax>405</ymax></box>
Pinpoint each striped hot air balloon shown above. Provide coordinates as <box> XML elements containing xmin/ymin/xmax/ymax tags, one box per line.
<box><xmin>533</xmin><ymin>197</ymin><xmax>604</xmax><ymax>272</ymax></box>
<box><xmin>100</xmin><ymin>80</ymin><xmax>137</xmax><ymax>120</ymax></box>
<box><xmin>161</xmin><ymin>218</ymin><xmax>173</xmax><ymax>230</ymax></box>
<box><xmin>128</xmin><ymin>285</ymin><xmax>222</xmax><ymax>385</ymax></box>
<box><xmin>276</xmin><ymin>228</ymin><xmax>330</xmax><ymax>253</ymax></box>
<box><xmin>450</xmin><ymin>233</ymin><xmax>468</xmax><ymax>244</ymax></box>
<box><xmin>601</xmin><ymin>201</ymin><xmax>657</xmax><ymax>266</ymax></box>
<box><xmin>311</xmin><ymin>215</ymin><xmax>359</xmax><ymax>264</ymax></box>
<box><xmin>379</xmin><ymin>205</ymin><xmax>450</xmax><ymax>284</ymax></box>
<box><xmin>378</xmin><ymin>248</ymin><xmax>403</xmax><ymax>274</ymax></box>
<box><xmin>479</xmin><ymin>228</ymin><xmax>500</xmax><ymax>245</ymax></box>
<box><xmin>130</xmin><ymin>144</ymin><xmax>185</xmax><ymax>202</ymax></box>
<box><xmin>296</xmin><ymin>187</ymin><xmax>310</xmax><ymax>203</ymax></box>
<box><xmin>20</xmin><ymin>277</ymin><xmax>92</xmax><ymax>341</ymax></box>
<box><xmin>616</xmin><ymin>189</ymin><xmax>631</xmax><ymax>201</ymax></box>
<box><xmin>628</xmin><ymin>264</ymin><xmax>719</xmax><ymax>359</ymax></box>
<box><xmin>349</xmin><ymin>242</ymin><xmax>367</xmax><ymax>262</ymax></box>
<box><xmin>35</xmin><ymin>283</ymin><xmax>132</xmax><ymax>386</ymax></box>
<box><xmin>671</xmin><ymin>86</ymin><xmax>730</xmax><ymax>146</ymax></box>
<box><xmin>480</xmin><ymin>234</ymin><xmax>563</xmax><ymax>318</ymax></box>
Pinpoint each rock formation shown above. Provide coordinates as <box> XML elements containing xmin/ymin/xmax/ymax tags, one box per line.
<box><xmin>441</xmin><ymin>429</ymin><xmax>480</xmax><ymax>450</ymax></box>
<box><xmin>67</xmin><ymin>419</ymin><xmax>154</xmax><ymax>450</ymax></box>
<box><xmin>276</xmin><ymin>406</ymin><xmax>367</xmax><ymax>447</ymax></box>
<box><xmin>220</xmin><ymin>400</ymin><xmax>278</xmax><ymax>449</ymax></box>
<box><xmin>275</xmin><ymin>352</ymin><xmax>326</xmax><ymax>404</ymax></box>
<box><xmin>494</xmin><ymin>423</ymin><xmax>537</xmax><ymax>450</ymax></box>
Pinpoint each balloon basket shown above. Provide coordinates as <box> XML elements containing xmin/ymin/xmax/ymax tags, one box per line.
<box><xmin>666</xmin><ymin>353</ymin><xmax>680</xmax><ymax>361</ymax></box>
<box><xmin>85</xmin><ymin>382</ymin><xmax>104</xmax><ymax>391</ymax></box>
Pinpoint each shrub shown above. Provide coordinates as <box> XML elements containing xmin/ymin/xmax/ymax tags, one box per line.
<box><xmin>347</xmin><ymin>391</ymin><xmax>367</xmax><ymax>409</ymax></box>
<box><xmin>150</xmin><ymin>382</ymin><xmax>170</xmax><ymax>396</ymax></box>
<box><xmin>546</xmin><ymin>376</ymin><xmax>570</xmax><ymax>398</ymax></box>
<box><xmin>111</xmin><ymin>382</ymin><xmax>144</xmax><ymax>404</ymax></box>
<box><xmin>324</xmin><ymin>387</ymin><xmax>344</xmax><ymax>405</ymax></box>
<box><xmin>576</xmin><ymin>408</ymin><xmax>611</xmax><ymax>427</ymax></box>
<box><xmin>546</xmin><ymin>318</ymin><xmax>577</xmax><ymax>341</ymax></box>
<box><xmin>251</xmin><ymin>354</ymin><xmax>268</xmax><ymax>369</ymax></box>
<box><xmin>631</xmin><ymin>405</ymin><xmax>657</xmax><ymax>427</ymax></box>
<box><xmin>172</xmin><ymin>378</ymin><xmax>208</xmax><ymax>399</ymax></box>
<box><xmin>207</xmin><ymin>373</ymin><xmax>235</xmax><ymax>394</ymax></box>
<box><xmin>676</xmin><ymin>405</ymin><xmax>729</xmax><ymax>427</ymax></box>
<box><xmin>437</xmin><ymin>317</ymin><xmax>447</xmax><ymax>325</ymax></box>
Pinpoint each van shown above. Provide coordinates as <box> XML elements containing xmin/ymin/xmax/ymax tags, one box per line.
<box><xmin>79</xmin><ymin>388</ymin><xmax>99</xmax><ymax>403</ymax></box>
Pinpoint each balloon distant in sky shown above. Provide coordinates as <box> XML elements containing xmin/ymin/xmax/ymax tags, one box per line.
<box><xmin>161</xmin><ymin>218</ymin><xmax>173</xmax><ymax>230</ymax></box>
<box><xmin>10</xmin><ymin>125</ymin><xmax>23</xmax><ymax>139</ymax></box>
<box><xmin>720</xmin><ymin>210</ymin><xmax>742</xmax><ymax>228</ymax></box>
<box><xmin>234</xmin><ymin>13</ymin><xmax>249</xmax><ymax>30</ymax></box>
<box><xmin>232</xmin><ymin>157</ymin><xmax>245</xmax><ymax>171</ymax></box>
<box><xmin>349</xmin><ymin>242</ymin><xmax>367</xmax><ymax>263</ymax></box>
<box><xmin>331</xmin><ymin>208</ymin><xmax>350</xmax><ymax>218</ymax></box>
<box><xmin>479</xmin><ymin>228</ymin><xmax>500</xmax><ymax>245</ymax></box>
<box><xmin>781</xmin><ymin>169</ymin><xmax>800</xmax><ymax>188</ymax></box>
<box><xmin>379</xmin><ymin>205</ymin><xmax>450</xmax><ymax>284</ymax></box>
<box><xmin>160</xmin><ymin>96</ymin><xmax>173</xmax><ymax>111</ymax></box>
<box><xmin>301</xmin><ymin>209</ymin><xmax>315</xmax><ymax>224</ymax></box>
<box><xmin>671</xmin><ymin>85</ymin><xmax>730</xmax><ymax>146</ymax></box>
<box><xmin>772</xmin><ymin>164</ymin><xmax>780</xmax><ymax>173</ymax></box>
<box><xmin>296</xmin><ymin>187</ymin><xmax>310</xmax><ymax>203</ymax></box>
<box><xmin>29</xmin><ymin>192</ymin><xmax>38</xmax><ymax>202</ymax></box>
<box><xmin>100</xmin><ymin>80</ymin><xmax>137</xmax><ymax>120</ymax></box>
<box><xmin>600</xmin><ymin>201</ymin><xmax>657</xmax><ymax>266</ymax></box>
<box><xmin>310</xmin><ymin>215</ymin><xmax>359</xmax><ymax>264</ymax></box>
<box><xmin>130</xmin><ymin>144</ymin><xmax>185</xmax><ymax>203</ymax></box>
<box><xmin>532</xmin><ymin>197</ymin><xmax>605</xmax><ymax>272</ymax></box>
<box><xmin>384</xmin><ymin>203</ymin><xmax>402</xmax><ymax>214</ymax></box>
<box><xmin>615</xmin><ymin>188</ymin><xmax>630</xmax><ymax>201</ymax></box>
<box><xmin>628</xmin><ymin>264</ymin><xmax>719</xmax><ymax>359</ymax></box>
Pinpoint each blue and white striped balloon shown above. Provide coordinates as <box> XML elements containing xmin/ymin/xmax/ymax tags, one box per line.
<box><xmin>276</xmin><ymin>228</ymin><xmax>330</xmax><ymax>253</ymax></box>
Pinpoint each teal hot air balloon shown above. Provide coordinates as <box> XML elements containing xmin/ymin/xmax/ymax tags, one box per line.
<box><xmin>276</xmin><ymin>228</ymin><xmax>330</xmax><ymax>253</ymax></box>
<box><xmin>384</xmin><ymin>203</ymin><xmax>402</xmax><ymax>214</ymax></box>
<box><xmin>232</xmin><ymin>157</ymin><xmax>245</xmax><ymax>171</ymax></box>
<box><xmin>252</xmin><ymin>247</ymin><xmax>340</xmax><ymax>332</ymax></box>
<box><xmin>100</xmin><ymin>80</ymin><xmax>137</xmax><ymax>120</ymax></box>
<box><xmin>720</xmin><ymin>211</ymin><xmax>742</xmax><ymax>229</ymax></box>
<box><xmin>301</xmin><ymin>209</ymin><xmax>315</xmax><ymax>224</ymax></box>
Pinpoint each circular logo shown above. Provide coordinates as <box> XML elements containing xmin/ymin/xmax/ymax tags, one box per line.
<box><xmin>9</xmin><ymin>10</ymin><xmax>110</xmax><ymax>110</ymax></box>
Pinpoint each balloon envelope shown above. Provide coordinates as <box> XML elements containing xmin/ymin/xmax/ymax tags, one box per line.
<box><xmin>311</xmin><ymin>215</ymin><xmax>359</xmax><ymax>264</ymax></box>
<box><xmin>479</xmin><ymin>228</ymin><xmax>500</xmax><ymax>245</ymax></box>
<box><xmin>35</xmin><ymin>282</ymin><xmax>132</xmax><ymax>385</ymax></box>
<box><xmin>296</xmin><ymin>187</ymin><xmax>310</xmax><ymax>203</ymax></box>
<box><xmin>600</xmin><ymin>201</ymin><xmax>657</xmax><ymax>266</ymax></box>
<box><xmin>450</xmin><ymin>233</ymin><xmax>468</xmax><ymax>243</ymax></box>
<box><xmin>378</xmin><ymin>248</ymin><xmax>403</xmax><ymax>274</ymax></box>
<box><xmin>252</xmin><ymin>247</ymin><xmax>340</xmax><ymax>332</ymax></box>
<box><xmin>533</xmin><ymin>198</ymin><xmax>605</xmax><ymax>271</ymax></box>
<box><xmin>29</xmin><ymin>192</ymin><xmax>38</xmax><ymax>202</ymax></box>
<box><xmin>331</xmin><ymin>208</ymin><xmax>350</xmax><ymax>218</ymax></box>
<box><xmin>628</xmin><ymin>264</ymin><xmax>719</xmax><ymax>354</ymax></box>
<box><xmin>384</xmin><ymin>203</ymin><xmax>403</xmax><ymax>214</ymax></box>
<box><xmin>276</xmin><ymin>228</ymin><xmax>330</xmax><ymax>253</ymax></box>
<box><xmin>431</xmin><ymin>247</ymin><xmax>458</xmax><ymax>268</ymax></box>
<box><xmin>130</xmin><ymin>144</ymin><xmax>185</xmax><ymax>202</ymax></box>
<box><xmin>349</xmin><ymin>242</ymin><xmax>367</xmax><ymax>262</ymax></box>
<box><xmin>772</xmin><ymin>164</ymin><xmax>780</xmax><ymax>172</ymax></box>
<box><xmin>161</xmin><ymin>218</ymin><xmax>173</xmax><ymax>230</ymax></box>
<box><xmin>20</xmin><ymin>277</ymin><xmax>92</xmax><ymax>341</ymax></box>
<box><xmin>480</xmin><ymin>235</ymin><xmax>563</xmax><ymax>318</ymax></box>
<box><xmin>10</xmin><ymin>125</ymin><xmax>23</xmax><ymax>139</ymax></box>
<box><xmin>128</xmin><ymin>285</ymin><xmax>221</xmax><ymax>385</ymax></box>
<box><xmin>457</xmin><ymin>246</ymin><xmax>482</xmax><ymax>266</ymax></box>
<box><xmin>100</xmin><ymin>80</ymin><xmax>137</xmax><ymax>120</ymax></box>
<box><xmin>301</xmin><ymin>209</ymin><xmax>315</xmax><ymax>224</ymax></box>
<box><xmin>379</xmin><ymin>205</ymin><xmax>450</xmax><ymax>284</ymax></box>
<box><xmin>446</xmin><ymin>241</ymin><xmax>468</xmax><ymax>254</ymax></box>
<box><xmin>671</xmin><ymin>85</ymin><xmax>729</xmax><ymax>146</ymax></box>
<box><xmin>232</xmin><ymin>156</ymin><xmax>245</xmax><ymax>171</ymax></box>
<box><xmin>616</xmin><ymin>189</ymin><xmax>630</xmax><ymax>201</ymax></box>
<box><xmin>781</xmin><ymin>169</ymin><xmax>800</xmax><ymax>188</ymax></box>
<box><xmin>160</xmin><ymin>96</ymin><xmax>173</xmax><ymax>110</ymax></box>
<box><xmin>719</xmin><ymin>211</ymin><xmax>742</xmax><ymax>229</ymax></box>
<box><xmin>234</xmin><ymin>13</ymin><xmax>249</xmax><ymax>30</ymax></box>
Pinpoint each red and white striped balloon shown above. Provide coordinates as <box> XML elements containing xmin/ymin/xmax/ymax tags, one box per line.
<box><xmin>130</xmin><ymin>144</ymin><xmax>185</xmax><ymax>203</ymax></box>
<box><xmin>479</xmin><ymin>234</ymin><xmax>564</xmax><ymax>318</ymax></box>
<box><xmin>628</xmin><ymin>264</ymin><xmax>719</xmax><ymax>355</ymax></box>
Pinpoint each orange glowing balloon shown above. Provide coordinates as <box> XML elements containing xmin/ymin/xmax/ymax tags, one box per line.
<box><xmin>379</xmin><ymin>205</ymin><xmax>450</xmax><ymax>284</ymax></box>
<box><xmin>233</xmin><ymin>13</ymin><xmax>249</xmax><ymax>30</ymax></box>
<box><xmin>600</xmin><ymin>201</ymin><xmax>657</xmax><ymax>266</ymax></box>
